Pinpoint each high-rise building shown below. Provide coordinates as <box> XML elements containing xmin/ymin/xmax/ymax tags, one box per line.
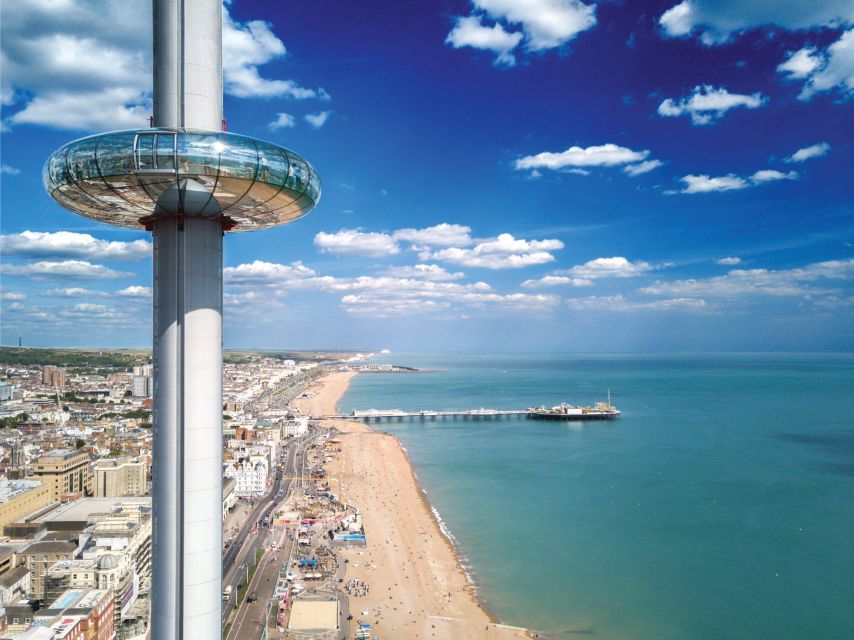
<box><xmin>43</xmin><ymin>1</ymin><xmax>321</xmax><ymax>636</ymax></box>
<box><xmin>94</xmin><ymin>457</ymin><xmax>148</xmax><ymax>497</ymax></box>
<box><xmin>132</xmin><ymin>375</ymin><xmax>152</xmax><ymax>398</ymax></box>
<box><xmin>42</xmin><ymin>366</ymin><xmax>66</xmax><ymax>388</ymax></box>
<box><xmin>33</xmin><ymin>449</ymin><xmax>92</xmax><ymax>501</ymax></box>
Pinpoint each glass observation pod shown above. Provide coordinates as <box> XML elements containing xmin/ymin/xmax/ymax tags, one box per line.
<box><xmin>43</xmin><ymin>129</ymin><xmax>321</xmax><ymax>231</ymax></box>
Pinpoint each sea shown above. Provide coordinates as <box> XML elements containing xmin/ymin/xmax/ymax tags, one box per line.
<box><xmin>339</xmin><ymin>353</ymin><xmax>854</xmax><ymax>640</ymax></box>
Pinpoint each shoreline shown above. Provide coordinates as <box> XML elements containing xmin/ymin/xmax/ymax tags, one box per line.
<box><xmin>293</xmin><ymin>371</ymin><xmax>533</xmax><ymax>639</ymax></box>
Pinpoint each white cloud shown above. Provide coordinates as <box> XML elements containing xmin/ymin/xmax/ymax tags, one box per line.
<box><xmin>445</xmin><ymin>15</ymin><xmax>523</xmax><ymax>66</ymax></box>
<box><xmin>658</xmin><ymin>1</ymin><xmax>854</xmax><ymax>45</ymax></box>
<box><xmin>515</xmin><ymin>143</ymin><xmax>651</xmax><ymax>172</ymax></box>
<box><xmin>623</xmin><ymin>159</ymin><xmax>663</xmax><ymax>176</ymax></box>
<box><xmin>446</xmin><ymin>0</ymin><xmax>597</xmax><ymax>65</ymax></box>
<box><xmin>222</xmin><ymin>4</ymin><xmax>322</xmax><ymax>99</ymax></box>
<box><xmin>679</xmin><ymin>168</ymin><xmax>799</xmax><ymax>194</ymax></box>
<box><xmin>45</xmin><ymin>287</ymin><xmax>109</xmax><ymax>298</ymax></box>
<box><xmin>421</xmin><ymin>233</ymin><xmax>564</xmax><ymax>269</ymax></box>
<box><xmin>639</xmin><ymin>258</ymin><xmax>854</xmax><ymax>298</ymax></box>
<box><xmin>2</xmin><ymin>1</ymin><xmax>326</xmax><ymax>131</ymax></box>
<box><xmin>475</xmin><ymin>0</ymin><xmax>597</xmax><ymax>51</ymax></box>
<box><xmin>750</xmin><ymin>169</ymin><xmax>798</xmax><ymax>183</ymax></box>
<box><xmin>561</xmin><ymin>256</ymin><xmax>653</xmax><ymax>279</ymax></box>
<box><xmin>784</xmin><ymin>142</ymin><xmax>831</xmax><ymax>163</ymax></box>
<box><xmin>1</xmin><ymin>260</ymin><xmax>131</xmax><ymax>279</ymax></box>
<box><xmin>785</xmin><ymin>30</ymin><xmax>854</xmax><ymax>101</ymax></box>
<box><xmin>223</xmin><ymin>260</ymin><xmax>316</xmax><ymax>284</ymax></box>
<box><xmin>1</xmin><ymin>165</ymin><xmax>21</xmax><ymax>175</ymax></box>
<box><xmin>1</xmin><ymin>291</ymin><xmax>26</xmax><ymax>301</ymax></box>
<box><xmin>566</xmin><ymin>295</ymin><xmax>707</xmax><ymax>312</ymax></box>
<box><xmin>57</xmin><ymin>302</ymin><xmax>134</xmax><ymax>324</ymax></box>
<box><xmin>116</xmin><ymin>285</ymin><xmax>151</xmax><ymax>298</ymax></box>
<box><xmin>716</xmin><ymin>257</ymin><xmax>742</xmax><ymax>266</ymax></box>
<box><xmin>314</xmin><ymin>230</ymin><xmax>399</xmax><ymax>257</ymax></box>
<box><xmin>679</xmin><ymin>174</ymin><xmax>748</xmax><ymax>193</ymax></box>
<box><xmin>657</xmin><ymin>85</ymin><xmax>766</xmax><ymax>125</ymax></box>
<box><xmin>778</xmin><ymin>48</ymin><xmax>823</xmax><ymax>79</ymax></box>
<box><xmin>267</xmin><ymin>112</ymin><xmax>295</xmax><ymax>130</ymax></box>
<box><xmin>392</xmin><ymin>223</ymin><xmax>473</xmax><ymax>247</ymax></box>
<box><xmin>305</xmin><ymin>111</ymin><xmax>332</xmax><ymax>128</ymax></box>
<box><xmin>383</xmin><ymin>264</ymin><xmax>465</xmax><ymax>281</ymax></box>
<box><xmin>521</xmin><ymin>275</ymin><xmax>592</xmax><ymax>288</ymax></box>
<box><xmin>0</xmin><ymin>231</ymin><xmax>151</xmax><ymax>261</ymax></box>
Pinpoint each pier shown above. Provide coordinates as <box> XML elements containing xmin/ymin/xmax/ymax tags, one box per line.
<box><xmin>314</xmin><ymin>405</ymin><xmax>620</xmax><ymax>422</ymax></box>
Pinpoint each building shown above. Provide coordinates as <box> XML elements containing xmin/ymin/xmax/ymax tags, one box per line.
<box><xmin>222</xmin><ymin>477</ymin><xmax>236</xmax><ymax>520</ymax></box>
<box><xmin>42</xmin><ymin>366</ymin><xmax>66</xmax><ymax>389</ymax></box>
<box><xmin>131</xmin><ymin>375</ymin><xmax>152</xmax><ymax>398</ymax></box>
<box><xmin>16</xmin><ymin>540</ymin><xmax>78</xmax><ymax>602</ymax></box>
<box><xmin>0</xmin><ymin>479</ymin><xmax>53</xmax><ymax>533</ymax></box>
<box><xmin>31</xmin><ymin>588</ymin><xmax>115</xmax><ymax>640</ymax></box>
<box><xmin>33</xmin><ymin>449</ymin><xmax>92</xmax><ymax>501</ymax></box>
<box><xmin>223</xmin><ymin>455</ymin><xmax>268</xmax><ymax>497</ymax></box>
<box><xmin>0</xmin><ymin>566</ymin><xmax>31</xmax><ymax>606</ymax></box>
<box><xmin>94</xmin><ymin>457</ymin><xmax>147</xmax><ymax>497</ymax></box>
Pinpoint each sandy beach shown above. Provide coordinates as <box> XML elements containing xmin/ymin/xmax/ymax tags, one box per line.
<box><xmin>293</xmin><ymin>372</ymin><xmax>532</xmax><ymax>639</ymax></box>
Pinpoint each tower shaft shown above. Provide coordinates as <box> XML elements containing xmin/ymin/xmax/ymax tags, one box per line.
<box><xmin>151</xmin><ymin>1</ymin><xmax>223</xmax><ymax>639</ymax></box>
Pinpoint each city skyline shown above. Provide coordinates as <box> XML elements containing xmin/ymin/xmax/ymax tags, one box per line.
<box><xmin>2</xmin><ymin>0</ymin><xmax>853</xmax><ymax>352</ymax></box>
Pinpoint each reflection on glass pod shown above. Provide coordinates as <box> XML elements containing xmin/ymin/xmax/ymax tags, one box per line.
<box><xmin>42</xmin><ymin>128</ymin><xmax>321</xmax><ymax>231</ymax></box>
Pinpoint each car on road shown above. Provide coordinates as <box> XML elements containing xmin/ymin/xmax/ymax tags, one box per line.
<box><xmin>247</xmin><ymin>593</ymin><xmax>257</xmax><ymax>604</ymax></box>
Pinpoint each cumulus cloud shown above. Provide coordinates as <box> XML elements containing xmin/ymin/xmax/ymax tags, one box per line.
<box><xmin>393</xmin><ymin>224</ymin><xmax>473</xmax><ymax>247</ymax></box>
<box><xmin>716</xmin><ymin>257</ymin><xmax>742</xmax><ymax>266</ymax></box>
<box><xmin>1</xmin><ymin>165</ymin><xmax>21</xmax><ymax>175</ymax></box>
<box><xmin>314</xmin><ymin>230</ymin><xmax>400</xmax><ymax>257</ymax></box>
<box><xmin>778</xmin><ymin>48</ymin><xmax>823</xmax><ymax>79</ymax></box>
<box><xmin>521</xmin><ymin>275</ymin><xmax>592</xmax><ymax>288</ymax></box>
<box><xmin>515</xmin><ymin>143</ymin><xmax>652</xmax><ymax>172</ymax></box>
<box><xmin>677</xmin><ymin>169</ymin><xmax>797</xmax><ymax>194</ymax></box>
<box><xmin>311</xmin><ymin>225</ymin><xmax>563</xmax><ymax>269</ymax></box>
<box><xmin>0</xmin><ymin>231</ymin><xmax>151</xmax><ymax>261</ymax></box>
<box><xmin>445</xmin><ymin>15</ymin><xmax>523</xmax><ymax>66</ymax></box>
<box><xmin>221</xmin><ymin>3</ymin><xmax>323</xmax><ymax>99</ymax></box>
<box><xmin>383</xmin><ymin>264</ymin><xmax>465</xmax><ymax>281</ymax></box>
<box><xmin>223</xmin><ymin>260</ymin><xmax>316</xmax><ymax>284</ymax></box>
<box><xmin>623</xmin><ymin>159</ymin><xmax>663</xmax><ymax>176</ymax></box>
<box><xmin>45</xmin><ymin>287</ymin><xmax>109</xmax><ymax>298</ymax></box>
<box><xmin>750</xmin><ymin>169</ymin><xmax>798</xmax><ymax>183</ymax></box>
<box><xmin>223</xmin><ymin>258</ymin><xmax>559</xmax><ymax>317</ymax></box>
<box><xmin>1</xmin><ymin>260</ymin><xmax>132</xmax><ymax>279</ymax></box>
<box><xmin>1</xmin><ymin>292</ymin><xmax>26</xmax><ymax>301</ymax></box>
<box><xmin>305</xmin><ymin>111</ymin><xmax>332</xmax><ymax>128</ymax></box>
<box><xmin>780</xmin><ymin>31</ymin><xmax>854</xmax><ymax>100</ymax></box>
<box><xmin>116</xmin><ymin>285</ymin><xmax>151</xmax><ymax>298</ymax></box>
<box><xmin>560</xmin><ymin>257</ymin><xmax>653</xmax><ymax>279</ymax></box>
<box><xmin>566</xmin><ymin>295</ymin><xmax>707</xmax><ymax>312</ymax></box>
<box><xmin>421</xmin><ymin>233</ymin><xmax>564</xmax><ymax>269</ymax></box>
<box><xmin>657</xmin><ymin>85</ymin><xmax>766</xmax><ymax>125</ymax></box>
<box><xmin>784</xmin><ymin>142</ymin><xmax>831</xmax><ymax>163</ymax></box>
<box><xmin>2</xmin><ymin>1</ymin><xmax>326</xmax><ymax>131</ymax></box>
<box><xmin>446</xmin><ymin>0</ymin><xmax>597</xmax><ymax>65</ymax></box>
<box><xmin>639</xmin><ymin>258</ymin><xmax>854</xmax><ymax>298</ymax></box>
<box><xmin>658</xmin><ymin>0</ymin><xmax>854</xmax><ymax>45</ymax></box>
<box><xmin>267</xmin><ymin>113</ymin><xmax>295</xmax><ymax>130</ymax></box>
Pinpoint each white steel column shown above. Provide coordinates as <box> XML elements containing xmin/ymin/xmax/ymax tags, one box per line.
<box><xmin>151</xmin><ymin>1</ymin><xmax>224</xmax><ymax>639</ymax></box>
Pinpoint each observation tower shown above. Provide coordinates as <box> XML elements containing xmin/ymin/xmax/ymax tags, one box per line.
<box><xmin>43</xmin><ymin>1</ymin><xmax>321</xmax><ymax>638</ymax></box>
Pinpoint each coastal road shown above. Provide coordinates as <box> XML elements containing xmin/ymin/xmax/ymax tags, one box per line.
<box><xmin>222</xmin><ymin>438</ymin><xmax>303</xmax><ymax>626</ymax></box>
<box><xmin>222</xmin><ymin>428</ymin><xmax>328</xmax><ymax>629</ymax></box>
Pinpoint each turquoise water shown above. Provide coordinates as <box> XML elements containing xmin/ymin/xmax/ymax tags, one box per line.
<box><xmin>339</xmin><ymin>354</ymin><xmax>854</xmax><ymax>640</ymax></box>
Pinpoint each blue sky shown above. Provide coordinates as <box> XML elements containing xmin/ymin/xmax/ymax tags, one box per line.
<box><xmin>1</xmin><ymin>0</ymin><xmax>852</xmax><ymax>351</ymax></box>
